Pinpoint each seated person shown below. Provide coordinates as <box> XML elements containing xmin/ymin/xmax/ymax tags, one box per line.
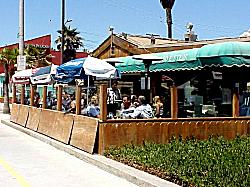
<box><xmin>123</xmin><ymin>95</ymin><xmax>153</xmax><ymax>119</ymax></box>
<box><xmin>131</xmin><ymin>94</ymin><xmax>139</xmax><ymax>108</ymax></box>
<box><xmin>153</xmin><ymin>96</ymin><xmax>164</xmax><ymax>118</ymax></box>
<box><xmin>65</xmin><ymin>94</ymin><xmax>76</xmax><ymax>114</ymax></box>
<box><xmin>34</xmin><ymin>92</ymin><xmax>41</xmax><ymax>108</ymax></box>
<box><xmin>86</xmin><ymin>96</ymin><xmax>100</xmax><ymax>118</ymax></box>
<box><xmin>121</xmin><ymin>95</ymin><xmax>131</xmax><ymax>110</ymax></box>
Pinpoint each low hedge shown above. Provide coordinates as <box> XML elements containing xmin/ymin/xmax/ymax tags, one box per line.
<box><xmin>105</xmin><ymin>136</ymin><xmax>250</xmax><ymax>187</ymax></box>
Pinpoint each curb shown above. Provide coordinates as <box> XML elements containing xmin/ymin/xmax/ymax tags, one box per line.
<box><xmin>1</xmin><ymin>119</ymin><xmax>179</xmax><ymax>187</ymax></box>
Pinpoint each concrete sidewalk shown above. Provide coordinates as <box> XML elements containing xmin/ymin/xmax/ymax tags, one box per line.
<box><xmin>1</xmin><ymin>113</ymin><xmax>179</xmax><ymax>187</ymax></box>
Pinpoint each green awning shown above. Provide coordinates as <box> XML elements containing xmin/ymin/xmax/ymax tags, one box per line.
<box><xmin>200</xmin><ymin>56</ymin><xmax>250</xmax><ymax>67</ymax></box>
<box><xmin>116</xmin><ymin>48</ymin><xmax>202</xmax><ymax>73</ymax></box>
<box><xmin>116</xmin><ymin>56</ymin><xmax>145</xmax><ymax>73</ymax></box>
<box><xmin>115</xmin><ymin>42</ymin><xmax>250</xmax><ymax>74</ymax></box>
<box><xmin>197</xmin><ymin>42</ymin><xmax>250</xmax><ymax>58</ymax></box>
<box><xmin>198</xmin><ymin>42</ymin><xmax>250</xmax><ymax>67</ymax></box>
<box><xmin>151</xmin><ymin>48</ymin><xmax>201</xmax><ymax>72</ymax></box>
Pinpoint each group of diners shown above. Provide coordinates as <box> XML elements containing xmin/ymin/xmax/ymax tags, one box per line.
<box><xmin>106</xmin><ymin>80</ymin><xmax>165</xmax><ymax>119</ymax></box>
<box><xmin>20</xmin><ymin>80</ymin><xmax>165</xmax><ymax>119</ymax></box>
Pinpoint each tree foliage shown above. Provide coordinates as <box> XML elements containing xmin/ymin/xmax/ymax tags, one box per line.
<box><xmin>160</xmin><ymin>0</ymin><xmax>175</xmax><ymax>9</ymax></box>
<box><xmin>24</xmin><ymin>44</ymin><xmax>51</xmax><ymax>68</ymax></box>
<box><xmin>55</xmin><ymin>24</ymin><xmax>83</xmax><ymax>63</ymax></box>
<box><xmin>0</xmin><ymin>48</ymin><xmax>19</xmax><ymax>114</ymax></box>
<box><xmin>0</xmin><ymin>48</ymin><xmax>19</xmax><ymax>65</ymax></box>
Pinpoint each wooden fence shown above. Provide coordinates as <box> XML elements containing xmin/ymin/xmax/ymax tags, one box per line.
<box><xmin>10</xmin><ymin>103</ymin><xmax>250</xmax><ymax>155</ymax></box>
<box><xmin>10</xmin><ymin>103</ymin><xmax>98</xmax><ymax>154</ymax></box>
<box><xmin>97</xmin><ymin>118</ymin><xmax>250</xmax><ymax>154</ymax></box>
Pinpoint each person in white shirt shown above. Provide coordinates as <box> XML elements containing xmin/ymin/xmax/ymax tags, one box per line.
<box><xmin>124</xmin><ymin>95</ymin><xmax>153</xmax><ymax>119</ymax></box>
<box><xmin>107</xmin><ymin>80</ymin><xmax>122</xmax><ymax>117</ymax></box>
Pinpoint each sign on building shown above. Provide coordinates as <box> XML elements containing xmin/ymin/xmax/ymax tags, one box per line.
<box><xmin>17</xmin><ymin>55</ymin><xmax>26</xmax><ymax>71</ymax></box>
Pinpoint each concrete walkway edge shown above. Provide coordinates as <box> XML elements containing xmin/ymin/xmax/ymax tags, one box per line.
<box><xmin>1</xmin><ymin>119</ymin><xmax>179</xmax><ymax>187</ymax></box>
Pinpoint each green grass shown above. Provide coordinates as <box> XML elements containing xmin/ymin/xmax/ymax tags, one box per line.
<box><xmin>105</xmin><ymin>136</ymin><xmax>250</xmax><ymax>187</ymax></box>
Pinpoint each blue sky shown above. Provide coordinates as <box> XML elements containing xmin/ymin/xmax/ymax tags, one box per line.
<box><xmin>0</xmin><ymin>0</ymin><xmax>250</xmax><ymax>51</ymax></box>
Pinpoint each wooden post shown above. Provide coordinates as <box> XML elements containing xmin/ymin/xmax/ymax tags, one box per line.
<box><xmin>99</xmin><ymin>84</ymin><xmax>107</xmax><ymax>121</ymax></box>
<box><xmin>98</xmin><ymin>123</ymin><xmax>104</xmax><ymax>155</ymax></box>
<box><xmin>232</xmin><ymin>89</ymin><xmax>239</xmax><ymax>117</ymax></box>
<box><xmin>20</xmin><ymin>84</ymin><xmax>25</xmax><ymax>104</ymax></box>
<box><xmin>57</xmin><ymin>85</ymin><xmax>63</xmax><ymax>111</ymax></box>
<box><xmin>12</xmin><ymin>84</ymin><xmax>16</xmax><ymax>104</ymax></box>
<box><xmin>30</xmin><ymin>85</ymin><xmax>35</xmax><ymax>106</ymax></box>
<box><xmin>75</xmin><ymin>85</ymin><xmax>81</xmax><ymax>115</ymax></box>
<box><xmin>42</xmin><ymin>86</ymin><xmax>47</xmax><ymax>109</ymax></box>
<box><xmin>171</xmin><ymin>85</ymin><xmax>178</xmax><ymax>119</ymax></box>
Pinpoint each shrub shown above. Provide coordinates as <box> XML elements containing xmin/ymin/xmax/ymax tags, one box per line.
<box><xmin>105</xmin><ymin>136</ymin><xmax>250</xmax><ymax>187</ymax></box>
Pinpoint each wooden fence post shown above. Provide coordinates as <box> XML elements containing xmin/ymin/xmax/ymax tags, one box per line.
<box><xmin>30</xmin><ymin>85</ymin><xmax>35</xmax><ymax>106</ymax></box>
<box><xmin>232</xmin><ymin>89</ymin><xmax>239</xmax><ymax>117</ymax></box>
<box><xmin>21</xmin><ymin>84</ymin><xmax>25</xmax><ymax>105</ymax></box>
<box><xmin>42</xmin><ymin>85</ymin><xmax>47</xmax><ymax>109</ymax></box>
<box><xmin>99</xmin><ymin>84</ymin><xmax>107</xmax><ymax>121</ymax></box>
<box><xmin>171</xmin><ymin>85</ymin><xmax>178</xmax><ymax>119</ymax></box>
<box><xmin>75</xmin><ymin>85</ymin><xmax>81</xmax><ymax>115</ymax></box>
<box><xmin>12</xmin><ymin>84</ymin><xmax>16</xmax><ymax>104</ymax></box>
<box><xmin>57</xmin><ymin>85</ymin><xmax>63</xmax><ymax>111</ymax></box>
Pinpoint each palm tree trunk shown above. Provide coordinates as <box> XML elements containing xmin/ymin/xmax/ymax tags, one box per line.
<box><xmin>3</xmin><ymin>63</ymin><xmax>10</xmax><ymax>114</ymax></box>
<box><xmin>166</xmin><ymin>8</ymin><xmax>173</xmax><ymax>39</ymax></box>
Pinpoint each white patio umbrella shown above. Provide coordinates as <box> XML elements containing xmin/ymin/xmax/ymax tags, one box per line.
<box><xmin>12</xmin><ymin>68</ymin><xmax>39</xmax><ymax>84</ymax></box>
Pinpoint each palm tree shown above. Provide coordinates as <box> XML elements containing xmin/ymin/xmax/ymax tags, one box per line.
<box><xmin>160</xmin><ymin>0</ymin><xmax>176</xmax><ymax>39</ymax></box>
<box><xmin>0</xmin><ymin>48</ymin><xmax>19</xmax><ymax>114</ymax></box>
<box><xmin>55</xmin><ymin>24</ymin><xmax>83</xmax><ymax>63</ymax></box>
<box><xmin>24</xmin><ymin>45</ymin><xmax>51</xmax><ymax>68</ymax></box>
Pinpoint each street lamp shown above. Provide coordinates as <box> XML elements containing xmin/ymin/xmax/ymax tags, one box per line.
<box><xmin>133</xmin><ymin>54</ymin><xmax>162</xmax><ymax>103</ymax></box>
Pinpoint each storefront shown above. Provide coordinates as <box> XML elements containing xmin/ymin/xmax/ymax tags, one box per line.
<box><xmin>114</xmin><ymin>42</ymin><xmax>250</xmax><ymax>117</ymax></box>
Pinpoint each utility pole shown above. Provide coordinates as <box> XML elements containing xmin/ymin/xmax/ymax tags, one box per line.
<box><xmin>17</xmin><ymin>0</ymin><xmax>26</xmax><ymax>71</ymax></box>
<box><xmin>61</xmin><ymin>0</ymin><xmax>65</xmax><ymax>64</ymax></box>
<box><xmin>19</xmin><ymin>0</ymin><xmax>24</xmax><ymax>57</ymax></box>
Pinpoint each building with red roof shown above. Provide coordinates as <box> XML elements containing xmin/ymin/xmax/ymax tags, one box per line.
<box><xmin>0</xmin><ymin>34</ymin><xmax>88</xmax><ymax>73</ymax></box>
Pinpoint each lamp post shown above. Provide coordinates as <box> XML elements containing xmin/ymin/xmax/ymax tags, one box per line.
<box><xmin>133</xmin><ymin>54</ymin><xmax>162</xmax><ymax>103</ymax></box>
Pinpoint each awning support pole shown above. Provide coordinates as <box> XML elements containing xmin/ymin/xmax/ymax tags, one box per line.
<box><xmin>100</xmin><ymin>84</ymin><xmax>107</xmax><ymax>121</ymax></box>
<box><xmin>232</xmin><ymin>88</ymin><xmax>239</xmax><ymax>117</ymax></box>
<box><xmin>171</xmin><ymin>85</ymin><xmax>178</xmax><ymax>119</ymax></box>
